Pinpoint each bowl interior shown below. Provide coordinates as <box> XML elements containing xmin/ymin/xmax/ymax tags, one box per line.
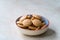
<box><xmin>41</xmin><ymin>16</ymin><xmax>49</xmax><ymax>26</ymax></box>
<box><xmin>16</xmin><ymin>15</ymin><xmax>49</xmax><ymax>31</ymax></box>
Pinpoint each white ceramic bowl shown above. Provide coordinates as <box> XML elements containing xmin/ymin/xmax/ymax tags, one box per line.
<box><xmin>16</xmin><ymin>16</ymin><xmax>49</xmax><ymax>35</ymax></box>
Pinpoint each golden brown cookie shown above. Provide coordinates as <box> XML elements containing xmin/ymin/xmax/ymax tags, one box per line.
<box><xmin>17</xmin><ymin>24</ymin><xmax>27</xmax><ymax>28</ymax></box>
<box><xmin>41</xmin><ymin>25</ymin><xmax>47</xmax><ymax>29</ymax></box>
<box><xmin>16</xmin><ymin>21</ymin><xmax>23</xmax><ymax>25</ymax></box>
<box><xmin>28</xmin><ymin>26</ymin><xmax>37</xmax><ymax>30</ymax></box>
<box><xmin>32</xmin><ymin>14</ymin><xmax>41</xmax><ymax>20</ymax></box>
<box><xmin>41</xmin><ymin>22</ymin><xmax>45</xmax><ymax>27</ymax></box>
<box><xmin>19</xmin><ymin>15</ymin><xmax>27</xmax><ymax>22</ymax></box>
<box><xmin>26</xmin><ymin>15</ymin><xmax>31</xmax><ymax>19</ymax></box>
<box><xmin>31</xmin><ymin>17</ymin><xmax>35</xmax><ymax>20</ymax></box>
<box><xmin>23</xmin><ymin>19</ymin><xmax>32</xmax><ymax>26</ymax></box>
<box><xmin>32</xmin><ymin>19</ymin><xmax>41</xmax><ymax>27</ymax></box>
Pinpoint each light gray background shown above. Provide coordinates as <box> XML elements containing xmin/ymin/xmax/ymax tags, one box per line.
<box><xmin>0</xmin><ymin>0</ymin><xmax>60</xmax><ymax>40</ymax></box>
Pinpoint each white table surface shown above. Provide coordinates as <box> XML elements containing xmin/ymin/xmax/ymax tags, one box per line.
<box><xmin>0</xmin><ymin>0</ymin><xmax>60</xmax><ymax>40</ymax></box>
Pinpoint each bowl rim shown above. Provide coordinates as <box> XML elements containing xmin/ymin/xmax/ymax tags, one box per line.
<box><xmin>15</xmin><ymin>15</ymin><xmax>49</xmax><ymax>31</ymax></box>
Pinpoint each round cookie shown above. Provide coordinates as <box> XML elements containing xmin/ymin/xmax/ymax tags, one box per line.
<box><xmin>19</xmin><ymin>15</ymin><xmax>27</xmax><ymax>22</ymax></box>
<box><xmin>32</xmin><ymin>19</ymin><xmax>41</xmax><ymax>27</ymax></box>
<box><xmin>17</xmin><ymin>24</ymin><xmax>27</xmax><ymax>28</ymax></box>
<box><xmin>23</xmin><ymin>19</ymin><xmax>32</xmax><ymax>26</ymax></box>
<box><xmin>28</xmin><ymin>26</ymin><xmax>36</xmax><ymax>30</ymax></box>
<box><xmin>32</xmin><ymin>14</ymin><xmax>41</xmax><ymax>20</ymax></box>
<box><xmin>17</xmin><ymin>21</ymin><xmax>23</xmax><ymax>25</ymax></box>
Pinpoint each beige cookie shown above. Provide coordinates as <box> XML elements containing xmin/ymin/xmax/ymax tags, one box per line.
<box><xmin>23</xmin><ymin>19</ymin><xmax>32</xmax><ymax>26</ymax></box>
<box><xmin>41</xmin><ymin>25</ymin><xmax>47</xmax><ymax>29</ymax></box>
<box><xmin>32</xmin><ymin>14</ymin><xmax>41</xmax><ymax>20</ymax></box>
<box><xmin>16</xmin><ymin>21</ymin><xmax>23</xmax><ymax>25</ymax></box>
<box><xmin>32</xmin><ymin>19</ymin><xmax>41</xmax><ymax>27</ymax></box>
<box><xmin>19</xmin><ymin>15</ymin><xmax>27</xmax><ymax>22</ymax></box>
<box><xmin>28</xmin><ymin>26</ymin><xmax>37</xmax><ymax>30</ymax></box>
<box><xmin>31</xmin><ymin>17</ymin><xmax>35</xmax><ymax>20</ymax></box>
<box><xmin>17</xmin><ymin>24</ymin><xmax>27</xmax><ymax>28</ymax></box>
<box><xmin>26</xmin><ymin>15</ymin><xmax>31</xmax><ymax>19</ymax></box>
<box><xmin>41</xmin><ymin>22</ymin><xmax>45</xmax><ymax>27</ymax></box>
<box><xmin>35</xmin><ymin>27</ymin><xmax>40</xmax><ymax>30</ymax></box>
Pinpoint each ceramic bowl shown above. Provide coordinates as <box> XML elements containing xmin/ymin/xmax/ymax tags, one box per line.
<box><xmin>16</xmin><ymin>15</ymin><xmax>49</xmax><ymax>35</ymax></box>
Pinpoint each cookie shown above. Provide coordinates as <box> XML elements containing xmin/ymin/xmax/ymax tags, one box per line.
<box><xmin>41</xmin><ymin>22</ymin><xmax>45</xmax><ymax>27</ymax></box>
<box><xmin>23</xmin><ymin>19</ymin><xmax>32</xmax><ymax>26</ymax></box>
<box><xmin>28</xmin><ymin>26</ymin><xmax>36</xmax><ymax>30</ymax></box>
<box><xmin>26</xmin><ymin>15</ymin><xmax>32</xmax><ymax>19</ymax></box>
<box><xmin>19</xmin><ymin>15</ymin><xmax>27</xmax><ymax>22</ymax></box>
<box><xmin>17</xmin><ymin>24</ymin><xmax>27</xmax><ymax>28</ymax></box>
<box><xmin>32</xmin><ymin>19</ymin><xmax>41</xmax><ymax>27</ymax></box>
<box><xmin>31</xmin><ymin>17</ymin><xmax>35</xmax><ymax>20</ymax></box>
<box><xmin>16</xmin><ymin>21</ymin><xmax>23</xmax><ymax>25</ymax></box>
<box><xmin>32</xmin><ymin>14</ymin><xmax>41</xmax><ymax>20</ymax></box>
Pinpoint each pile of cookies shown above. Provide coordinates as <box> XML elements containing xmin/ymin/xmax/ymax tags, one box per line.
<box><xmin>16</xmin><ymin>14</ymin><xmax>45</xmax><ymax>30</ymax></box>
